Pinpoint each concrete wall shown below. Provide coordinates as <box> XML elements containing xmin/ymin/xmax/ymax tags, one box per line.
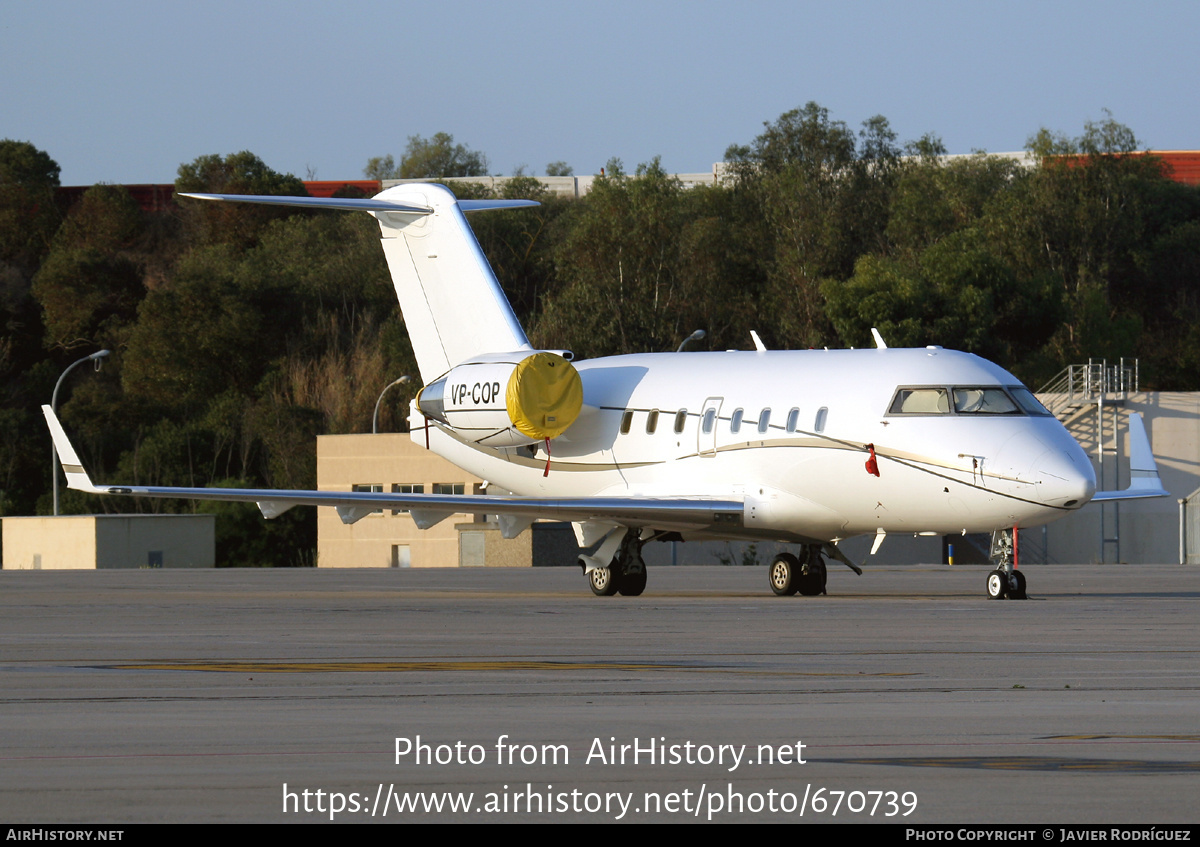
<box><xmin>2</xmin><ymin>515</ymin><xmax>214</xmax><ymax>569</ymax></box>
<box><xmin>1039</xmin><ymin>393</ymin><xmax>1200</xmax><ymax>564</ymax></box>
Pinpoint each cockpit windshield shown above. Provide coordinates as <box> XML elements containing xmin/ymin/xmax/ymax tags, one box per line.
<box><xmin>952</xmin><ymin>388</ymin><xmax>1019</xmax><ymax>414</ymax></box>
<box><xmin>888</xmin><ymin>385</ymin><xmax>1052</xmax><ymax>417</ymax></box>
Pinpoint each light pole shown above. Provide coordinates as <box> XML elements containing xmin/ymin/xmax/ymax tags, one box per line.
<box><xmin>676</xmin><ymin>329</ymin><xmax>705</xmax><ymax>352</ymax></box>
<box><xmin>51</xmin><ymin>349</ymin><xmax>110</xmax><ymax>516</ymax></box>
<box><xmin>372</xmin><ymin>375</ymin><xmax>412</xmax><ymax>434</ymax></box>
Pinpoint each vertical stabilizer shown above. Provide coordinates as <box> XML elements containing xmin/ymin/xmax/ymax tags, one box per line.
<box><xmin>372</xmin><ymin>183</ymin><xmax>532</xmax><ymax>381</ymax></box>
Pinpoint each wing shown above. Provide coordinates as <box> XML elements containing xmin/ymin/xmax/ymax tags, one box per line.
<box><xmin>43</xmin><ymin>406</ymin><xmax>741</xmax><ymax>534</ymax></box>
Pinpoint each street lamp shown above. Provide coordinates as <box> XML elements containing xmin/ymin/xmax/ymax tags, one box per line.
<box><xmin>51</xmin><ymin>349</ymin><xmax>110</xmax><ymax>516</ymax></box>
<box><xmin>372</xmin><ymin>375</ymin><xmax>412</xmax><ymax>434</ymax></box>
<box><xmin>676</xmin><ymin>329</ymin><xmax>706</xmax><ymax>352</ymax></box>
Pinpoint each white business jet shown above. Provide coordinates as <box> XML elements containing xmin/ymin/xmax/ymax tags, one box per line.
<box><xmin>43</xmin><ymin>183</ymin><xmax>1169</xmax><ymax>599</ymax></box>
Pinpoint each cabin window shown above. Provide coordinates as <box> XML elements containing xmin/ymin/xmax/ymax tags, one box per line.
<box><xmin>758</xmin><ymin>408</ymin><xmax>771</xmax><ymax>433</ymax></box>
<box><xmin>889</xmin><ymin>388</ymin><xmax>950</xmax><ymax>415</ymax></box>
<box><xmin>786</xmin><ymin>408</ymin><xmax>800</xmax><ymax>433</ymax></box>
<box><xmin>674</xmin><ymin>409</ymin><xmax>687</xmax><ymax>433</ymax></box>
<box><xmin>620</xmin><ymin>410</ymin><xmax>634</xmax><ymax>433</ymax></box>
<box><xmin>1009</xmin><ymin>387</ymin><xmax>1053</xmax><ymax>417</ymax></box>
<box><xmin>730</xmin><ymin>408</ymin><xmax>744</xmax><ymax>433</ymax></box>
<box><xmin>646</xmin><ymin>409</ymin><xmax>659</xmax><ymax>434</ymax></box>
<box><xmin>391</xmin><ymin>483</ymin><xmax>423</xmax><ymax>515</ymax></box>
<box><xmin>952</xmin><ymin>388</ymin><xmax>1020</xmax><ymax>415</ymax></box>
<box><xmin>702</xmin><ymin>409</ymin><xmax>716</xmax><ymax>434</ymax></box>
<box><xmin>814</xmin><ymin>407</ymin><xmax>828</xmax><ymax>432</ymax></box>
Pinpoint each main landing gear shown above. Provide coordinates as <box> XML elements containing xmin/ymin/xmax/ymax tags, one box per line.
<box><xmin>986</xmin><ymin>528</ymin><xmax>1027</xmax><ymax>600</ymax></box>
<box><xmin>584</xmin><ymin>530</ymin><xmax>647</xmax><ymax>597</ymax></box>
<box><xmin>769</xmin><ymin>545</ymin><xmax>828</xmax><ymax>596</ymax></box>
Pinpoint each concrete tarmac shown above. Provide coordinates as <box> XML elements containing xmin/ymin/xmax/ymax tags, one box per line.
<box><xmin>1</xmin><ymin>563</ymin><xmax>1198</xmax><ymax>824</ymax></box>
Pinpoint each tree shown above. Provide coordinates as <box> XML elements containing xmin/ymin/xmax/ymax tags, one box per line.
<box><xmin>724</xmin><ymin>103</ymin><xmax>903</xmax><ymax>348</ymax></box>
<box><xmin>175</xmin><ymin>151</ymin><xmax>308</xmax><ymax>248</ymax></box>
<box><xmin>532</xmin><ymin>158</ymin><xmax>756</xmax><ymax>358</ymax></box>
<box><xmin>0</xmin><ymin>140</ymin><xmax>61</xmax><ymax>271</ymax></box>
<box><xmin>399</xmin><ymin>133</ymin><xmax>488</xmax><ymax>178</ymax></box>
<box><xmin>363</xmin><ymin>154</ymin><xmax>399</xmax><ymax>181</ymax></box>
<box><xmin>365</xmin><ymin>134</ymin><xmax>490</xmax><ymax>180</ymax></box>
<box><xmin>546</xmin><ymin>161</ymin><xmax>573</xmax><ymax>176</ymax></box>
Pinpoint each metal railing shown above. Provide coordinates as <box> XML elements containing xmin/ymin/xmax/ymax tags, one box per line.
<box><xmin>1035</xmin><ymin>358</ymin><xmax>1138</xmax><ymax>420</ymax></box>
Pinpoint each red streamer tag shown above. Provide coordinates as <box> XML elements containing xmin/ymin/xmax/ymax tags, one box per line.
<box><xmin>864</xmin><ymin>443</ymin><xmax>880</xmax><ymax>477</ymax></box>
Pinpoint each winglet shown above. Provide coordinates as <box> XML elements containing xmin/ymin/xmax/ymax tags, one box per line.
<box><xmin>1090</xmin><ymin>413</ymin><xmax>1170</xmax><ymax>501</ymax></box>
<box><xmin>41</xmin><ymin>405</ymin><xmax>103</xmax><ymax>494</ymax></box>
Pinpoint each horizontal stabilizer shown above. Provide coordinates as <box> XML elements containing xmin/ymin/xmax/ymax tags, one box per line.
<box><xmin>1090</xmin><ymin>413</ymin><xmax>1170</xmax><ymax>502</ymax></box>
<box><xmin>179</xmin><ymin>194</ymin><xmax>539</xmax><ymax>215</ymax></box>
<box><xmin>179</xmin><ymin>192</ymin><xmax>435</xmax><ymax>214</ymax></box>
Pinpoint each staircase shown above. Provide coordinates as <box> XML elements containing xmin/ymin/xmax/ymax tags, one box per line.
<box><xmin>1036</xmin><ymin>359</ymin><xmax>1138</xmax><ymax>424</ymax></box>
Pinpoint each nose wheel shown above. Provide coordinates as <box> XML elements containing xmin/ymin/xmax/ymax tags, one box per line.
<box><xmin>986</xmin><ymin>529</ymin><xmax>1027</xmax><ymax>600</ymax></box>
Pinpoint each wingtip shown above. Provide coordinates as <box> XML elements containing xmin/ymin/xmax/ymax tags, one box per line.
<box><xmin>42</xmin><ymin>405</ymin><xmax>100</xmax><ymax>493</ymax></box>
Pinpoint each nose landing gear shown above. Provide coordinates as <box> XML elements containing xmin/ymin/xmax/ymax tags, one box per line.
<box><xmin>986</xmin><ymin>528</ymin><xmax>1027</xmax><ymax>600</ymax></box>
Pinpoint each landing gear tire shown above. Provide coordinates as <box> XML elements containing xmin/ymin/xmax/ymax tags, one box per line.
<box><xmin>769</xmin><ymin>554</ymin><xmax>801</xmax><ymax>596</ymax></box>
<box><xmin>589</xmin><ymin>566</ymin><xmax>619</xmax><ymax>596</ymax></box>
<box><xmin>617</xmin><ymin>566</ymin><xmax>647</xmax><ymax>597</ymax></box>
<box><xmin>986</xmin><ymin>569</ymin><xmax>1009</xmax><ymax>600</ymax></box>
<box><xmin>1010</xmin><ymin>570</ymin><xmax>1027</xmax><ymax>600</ymax></box>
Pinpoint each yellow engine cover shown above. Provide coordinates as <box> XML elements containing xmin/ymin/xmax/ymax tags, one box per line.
<box><xmin>506</xmin><ymin>352</ymin><xmax>583</xmax><ymax>440</ymax></box>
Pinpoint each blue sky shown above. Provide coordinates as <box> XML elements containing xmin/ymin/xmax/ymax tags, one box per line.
<box><xmin>3</xmin><ymin>0</ymin><xmax>1197</xmax><ymax>186</ymax></box>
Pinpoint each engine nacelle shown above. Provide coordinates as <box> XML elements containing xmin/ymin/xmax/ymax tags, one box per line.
<box><xmin>417</xmin><ymin>351</ymin><xmax>583</xmax><ymax>447</ymax></box>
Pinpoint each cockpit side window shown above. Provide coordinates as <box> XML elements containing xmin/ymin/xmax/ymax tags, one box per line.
<box><xmin>889</xmin><ymin>387</ymin><xmax>950</xmax><ymax>415</ymax></box>
<box><xmin>1009</xmin><ymin>387</ymin><xmax>1053</xmax><ymax>417</ymax></box>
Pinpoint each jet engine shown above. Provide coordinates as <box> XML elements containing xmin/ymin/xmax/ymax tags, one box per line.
<box><xmin>416</xmin><ymin>351</ymin><xmax>583</xmax><ymax>447</ymax></box>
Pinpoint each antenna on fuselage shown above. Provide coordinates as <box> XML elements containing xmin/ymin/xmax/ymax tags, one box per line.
<box><xmin>871</xmin><ymin>328</ymin><xmax>888</xmax><ymax>349</ymax></box>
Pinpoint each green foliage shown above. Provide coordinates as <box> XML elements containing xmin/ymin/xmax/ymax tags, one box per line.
<box><xmin>32</xmin><ymin>247</ymin><xmax>142</xmax><ymax>350</ymax></box>
<box><xmin>532</xmin><ymin>158</ymin><xmax>760</xmax><ymax>357</ymax></box>
<box><xmin>208</xmin><ymin>494</ymin><xmax>316</xmax><ymax>567</ymax></box>
<box><xmin>0</xmin><ymin>140</ymin><xmax>62</xmax><ymax>272</ymax></box>
<box><xmin>725</xmin><ymin>103</ymin><xmax>903</xmax><ymax>348</ymax></box>
<box><xmin>546</xmin><ymin>161</ymin><xmax>573</xmax><ymax>176</ymax></box>
<box><xmin>176</xmin><ymin>150</ymin><xmax>308</xmax><ymax>196</ymax></box>
<box><xmin>0</xmin><ymin>139</ymin><xmax>60</xmax><ymax>187</ymax></box>
<box><xmin>31</xmin><ymin>185</ymin><xmax>153</xmax><ymax>357</ymax></box>
<box><xmin>363</xmin><ymin>154</ymin><xmax>399</xmax><ymax>181</ymax></box>
<box><xmin>175</xmin><ymin>151</ymin><xmax>309</xmax><ymax>248</ymax></box>
<box><xmin>379</xmin><ymin>132</ymin><xmax>489</xmax><ymax>179</ymax></box>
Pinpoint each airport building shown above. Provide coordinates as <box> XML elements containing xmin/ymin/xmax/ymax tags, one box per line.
<box><xmin>2</xmin><ymin>514</ymin><xmax>214</xmax><ymax>570</ymax></box>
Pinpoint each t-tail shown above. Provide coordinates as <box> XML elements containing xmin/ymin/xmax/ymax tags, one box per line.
<box><xmin>181</xmin><ymin>183</ymin><xmax>536</xmax><ymax>382</ymax></box>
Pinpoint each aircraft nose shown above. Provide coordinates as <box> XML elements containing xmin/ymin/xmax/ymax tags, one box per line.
<box><xmin>1033</xmin><ymin>439</ymin><xmax>1096</xmax><ymax>508</ymax></box>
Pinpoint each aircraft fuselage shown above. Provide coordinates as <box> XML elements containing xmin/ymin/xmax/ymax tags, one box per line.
<box><xmin>416</xmin><ymin>346</ymin><xmax>1096</xmax><ymax>545</ymax></box>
